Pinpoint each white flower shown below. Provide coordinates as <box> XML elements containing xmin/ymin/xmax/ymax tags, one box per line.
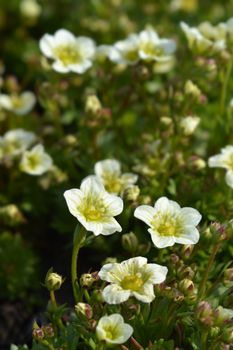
<box><xmin>96</xmin><ymin>314</ymin><xmax>133</xmax><ymax>345</ymax></box>
<box><xmin>134</xmin><ymin>197</ymin><xmax>202</xmax><ymax>248</ymax></box>
<box><xmin>208</xmin><ymin>146</ymin><xmax>233</xmax><ymax>188</ymax></box>
<box><xmin>64</xmin><ymin>176</ymin><xmax>123</xmax><ymax>236</ymax></box>
<box><xmin>180</xmin><ymin>116</ymin><xmax>200</xmax><ymax>135</ymax></box>
<box><xmin>20</xmin><ymin>144</ymin><xmax>53</xmax><ymax>175</ymax></box>
<box><xmin>0</xmin><ymin>129</ymin><xmax>36</xmax><ymax>157</ymax></box>
<box><xmin>99</xmin><ymin>256</ymin><xmax>168</xmax><ymax>304</ymax></box>
<box><xmin>180</xmin><ymin>22</ymin><xmax>226</xmax><ymax>54</ymax></box>
<box><xmin>108</xmin><ymin>34</ymin><xmax>140</xmax><ymax>65</ymax></box>
<box><xmin>94</xmin><ymin>159</ymin><xmax>138</xmax><ymax>195</ymax></box>
<box><xmin>39</xmin><ymin>29</ymin><xmax>96</xmax><ymax>74</ymax></box>
<box><xmin>138</xmin><ymin>27</ymin><xmax>176</xmax><ymax>62</ymax></box>
<box><xmin>0</xmin><ymin>92</ymin><xmax>36</xmax><ymax>115</ymax></box>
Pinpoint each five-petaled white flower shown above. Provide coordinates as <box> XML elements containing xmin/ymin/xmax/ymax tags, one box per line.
<box><xmin>108</xmin><ymin>34</ymin><xmax>140</xmax><ymax>65</ymax></box>
<box><xmin>138</xmin><ymin>27</ymin><xmax>176</xmax><ymax>62</ymax></box>
<box><xmin>20</xmin><ymin>144</ymin><xmax>53</xmax><ymax>175</ymax></box>
<box><xmin>96</xmin><ymin>314</ymin><xmax>133</xmax><ymax>345</ymax></box>
<box><xmin>180</xmin><ymin>21</ymin><xmax>226</xmax><ymax>54</ymax></box>
<box><xmin>99</xmin><ymin>256</ymin><xmax>168</xmax><ymax>304</ymax></box>
<box><xmin>0</xmin><ymin>128</ymin><xmax>36</xmax><ymax>157</ymax></box>
<box><xmin>64</xmin><ymin>176</ymin><xmax>123</xmax><ymax>236</ymax></box>
<box><xmin>94</xmin><ymin>159</ymin><xmax>138</xmax><ymax>195</ymax></box>
<box><xmin>39</xmin><ymin>29</ymin><xmax>96</xmax><ymax>74</ymax></box>
<box><xmin>208</xmin><ymin>145</ymin><xmax>233</xmax><ymax>188</ymax></box>
<box><xmin>134</xmin><ymin>197</ymin><xmax>202</xmax><ymax>248</ymax></box>
<box><xmin>0</xmin><ymin>92</ymin><xmax>36</xmax><ymax>115</ymax></box>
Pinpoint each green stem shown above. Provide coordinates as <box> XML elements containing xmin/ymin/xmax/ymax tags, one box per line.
<box><xmin>50</xmin><ymin>290</ymin><xmax>57</xmax><ymax>308</ymax></box>
<box><xmin>49</xmin><ymin>290</ymin><xmax>64</xmax><ymax>330</ymax></box>
<box><xmin>219</xmin><ymin>57</ymin><xmax>233</xmax><ymax>119</ymax></box>
<box><xmin>71</xmin><ymin>224</ymin><xmax>86</xmax><ymax>303</ymax></box>
<box><xmin>198</xmin><ymin>239</ymin><xmax>221</xmax><ymax>300</ymax></box>
<box><xmin>201</xmin><ymin>330</ymin><xmax>208</xmax><ymax>350</ymax></box>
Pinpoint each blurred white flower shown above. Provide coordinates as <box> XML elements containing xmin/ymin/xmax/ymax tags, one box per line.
<box><xmin>0</xmin><ymin>92</ymin><xmax>36</xmax><ymax>115</ymax></box>
<box><xmin>20</xmin><ymin>144</ymin><xmax>53</xmax><ymax>175</ymax></box>
<box><xmin>94</xmin><ymin>159</ymin><xmax>138</xmax><ymax>195</ymax></box>
<box><xmin>96</xmin><ymin>314</ymin><xmax>133</xmax><ymax>345</ymax></box>
<box><xmin>180</xmin><ymin>116</ymin><xmax>200</xmax><ymax>135</ymax></box>
<box><xmin>0</xmin><ymin>129</ymin><xmax>36</xmax><ymax>157</ymax></box>
<box><xmin>180</xmin><ymin>21</ymin><xmax>226</xmax><ymax>54</ymax></box>
<box><xmin>64</xmin><ymin>176</ymin><xmax>123</xmax><ymax>236</ymax></box>
<box><xmin>208</xmin><ymin>146</ymin><xmax>233</xmax><ymax>188</ymax></box>
<box><xmin>99</xmin><ymin>256</ymin><xmax>168</xmax><ymax>304</ymax></box>
<box><xmin>138</xmin><ymin>27</ymin><xmax>176</xmax><ymax>62</ymax></box>
<box><xmin>39</xmin><ymin>29</ymin><xmax>96</xmax><ymax>73</ymax></box>
<box><xmin>108</xmin><ymin>34</ymin><xmax>140</xmax><ymax>65</ymax></box>
<box><xmin>134</xmin><ymin>197</ymin><xmax>202</xmax><ymax>248</ymax></box>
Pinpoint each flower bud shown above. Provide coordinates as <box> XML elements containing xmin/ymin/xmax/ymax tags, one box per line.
<box><xmin>0</xmin><ymin>204</ymin><xmax>25</xmax><ymax>226</ymax></box>
<box><xmin>32</xmin><ymin>322</ymin><xmax>44</xmax><ymax>341</ymax></box>
<box><xmin>214</xmin><ymin>307</ymin><xmax>233</xmax><ymax>326</ymax></box>
<box><xmin>85</xmin><ymin>95</ymin><xmax>102</xmax><ymax>115</ymax></box>
<box><xmin>181</xmin><ymin>245</ymin><xmax>194</xmax><ymax>259</ymax></box>
<box><xmin>221</xmin><ymin>327</ymin><xmax>233</xmax><ymax>344</ymax></box>
<box><xmin>210</xmin><ymin>222</ymin><xmax>228</xmax><ymax>241</ymax></box>
<box><xmin>124</xmin><ymin>185</ymin><xmax>140</xmax><ymax>201</ymax></box>
<box><xmin>75</xmin><ymin>302</ymin><xmax>93</xmax><ymax>319</ymax></box>
<box><xmin>196</xmin><ymin>301</ymin><xmax>213</xmax><ymax>326</ymax></box>
<box><xmin>122</xmin><ymin>232</ymin><xmax>139</xmax><ymax>253</ymax></box>
<box><xmin>45</xmin><ymin>268</ymin><xmax>63</xmax><ymax>291</ymax></box>
<box><xmin>42</xmin><ymin>324</ymin><xmax>54</xmax><ymax>338</ymax></box>
<box><xmin>224</xmin><ymin>268</ymin><xmax>233</xmax><ymax>282</ymax></box>
<box><xmin>102</xmin><ymin>257</ymin><xmax>118</xmax><ymax>265</ymax></box>
<box><xmin>160</xmin><ymin>116</ymin><xmax>173</xmax><ymax>126</ymax></box>
<box><xmin>80</xmin><ymin>273</ymin><xmax>95</xmax><ymax>288</ymax></box>
<box><xmin>184</xmin><ymin>80</ymin><xmax>201</xmax><ymax>99</ymax></box>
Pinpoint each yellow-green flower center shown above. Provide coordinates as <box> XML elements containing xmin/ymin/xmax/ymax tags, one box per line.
<box><xmin>102</xmin><ymin>173</ymin><xmax>123</xmax><ymax>194</ymax></box>
<box><xmin>27</xmin><ymin>153</ymin><xmax>41</xmax><ymax>170</ymax></box>
<box><xmin>123</xmin><ymin>49</ymin><xmax>138</xmax><ymax>62</ymax></box>
<box><xmin>80</xmin><ymin>196</ymin><xmax>108</xmax><ymax>221</ymax></box>
<box><xmin>121</xmin><ymin>274</ymin><xmax>144</xmax><ymax>291</ymax></box>
<box><xmin>225</xmin><ymin>154</ymin><xmax>233</xmax><ymax>170</ymax></box>
<box><xmin>54</xmin><ymin>44</ymin><xmax>82</xmax><ymax>65</ymax></box>
<box><xmin>104</xmin><ymin>325</ymin><xmax>120</xmax><ymax>340</ymax></box>
<box><xmin>151</xmin><ymin>211</ymin><xmax>182</xmax><ymax>237</ymax></box>
<box><xmin>11</xmin><ymin>96</ymin><xmax>24</xmax><ymax>109</ymax></box>
<box><xmin>140</xmin><ymin>42</ymin><xmax>163</xmax><ymax>57</ymax></box>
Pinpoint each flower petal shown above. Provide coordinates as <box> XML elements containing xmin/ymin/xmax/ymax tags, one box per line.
<box><xmin>134</xmin><ymin>205</ymin><xmax>155</xmax><ymax>225</ymax></box>
<box><xmin>175</xmin><ymin>226</ymin><xmax>200</xmax><ymax>245</ymax></box>
<box><xmin>179</xmin><ymin>207</ymin><xmax>202</xmax><ymax>226</ymax></box>
<box><xmin>63</xmin><ymin>189</ymin><xmax>83</xmax><ymax>218</ymax></box>
<box><xmin>102</xmin><ymin>284</ymin><xmax>131</xmax><ymax>304</ymax></box>
<box><xmin>133</xmin><ymin>283</ymin><xmax>155</xmax><ymax>303</ymax></box>
<box><xmin>225</xmin><ymin>170</ymin><xmax>233</xmax><ymax>188</ymax></box>
<box><xmin>148</xmin><ymin>229</ymin><xmax>176</xmax><ymax>248</ymax></box>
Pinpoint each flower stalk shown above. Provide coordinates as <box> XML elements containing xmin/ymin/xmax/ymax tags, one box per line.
<box><xmin>71</xmin><ymin>224</ymin><xmax>86</xmax><ymax>303</ymax></box>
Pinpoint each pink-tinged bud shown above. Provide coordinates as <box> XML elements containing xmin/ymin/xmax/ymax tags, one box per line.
<box><xmin>210</xmin><ymin>222</ymin><xmax>227</xmax><ymax>240</ymax></box>
<box><xmin>196</xmin><ymin>301</ymin><xmax>213</xmax><ymax>326</ymax></box>
<box><xmin>75</xmin><ymin>302</ymin><xmax>93</xmax><ymax>320</ymax></box>
<box><xmin>170</xmin><ymin>254</ymin><xmax>180</xmax><ymax>264</ymax></box>
<box><xmin>181</xmin><ymin>245</ymin><xmax>194</xmax><ymax>258</ymax></box>
<box><xmin>224</xmin><ymin>268</ymin><xmax>233</xmax><ymax>282</ymax></box>
<box><xmin>32</xmin><ymin>327</ymin><xmax>44</xmax><ymax>341</ymax></box>
<box><xmin>42</xmin><ymin>324</ymin><xmax>54</xmax><ymax>337</ymax></box>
